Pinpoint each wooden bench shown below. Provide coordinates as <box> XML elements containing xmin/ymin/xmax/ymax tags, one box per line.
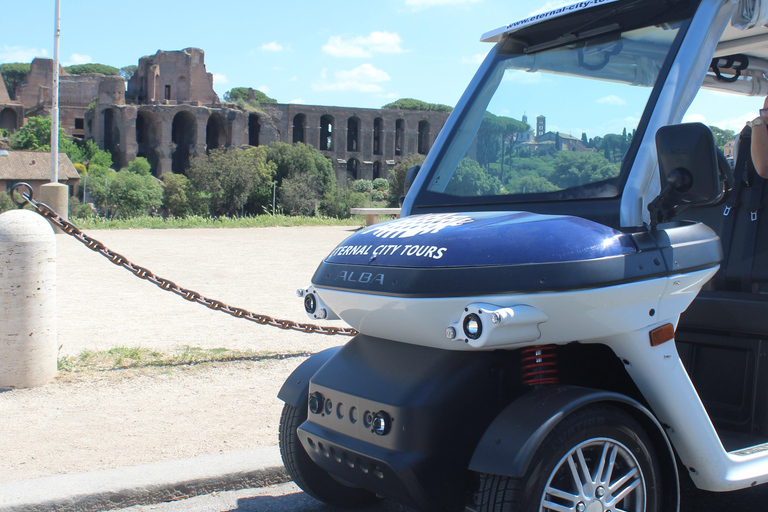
<box><xmin>350</xmin><ymin>208</ymin><xmax>402</xmax><ymax>226</ymax></box>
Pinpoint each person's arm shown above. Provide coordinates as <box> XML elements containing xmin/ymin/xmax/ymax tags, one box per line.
<box><xmin>751</xmin><ymin>96</ymin><xmax>768</xmax><ymax>179</ymax></box>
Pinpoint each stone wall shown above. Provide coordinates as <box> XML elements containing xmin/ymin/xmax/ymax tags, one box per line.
<box><xmin>126</xmin><ymin>48</ymin><xmax>218</xmax><ymax>105</ymax></box>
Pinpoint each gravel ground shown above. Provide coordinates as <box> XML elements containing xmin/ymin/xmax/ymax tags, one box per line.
<box><xmin>0</xmin><ymin>225</ymin><xmax>357</xmax><ymax>483</ymax></box>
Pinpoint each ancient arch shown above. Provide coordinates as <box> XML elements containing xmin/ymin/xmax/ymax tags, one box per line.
<box><xmin>347</xmin><ymin>158</ymin><xmax>361</xmax><ymax>182</ymax></box>
<box><xmin>292</xmin><ymin>114</ymin><xmax>306</xmax><ymax>144</ymax></box>
<box><xmin>347</xmin><ymin>116</ymin><xmax>360</xmax><ymax>152</ymax></box>
<box><xmin>418</xmin><ymin>120</ymin><xmax>431</xmax><ymax>154</ymax></box>
<box><xmin>136</xmin><ymin>110</ymin><xmax>161</xmax><ymax>175</ymax></box>
<box><xmin>206</xmin><ymin>112</ymin><xmax>228</xmax><ymax>152</ymax></box>
<box><xmin>373</xmin><ymin>160</ymin><xmax>382</xmax><ymax>180</ymax></box>
<box><xmin>0</xmin><ymin>108</ymin><xmax>18</xmax><ymax>133</ymax></box>
<box><xmin>103</xmin><ymin>108</ymin><xmax>121</xmax><ymax>167</ymax></box>
<box><xmin>171</xmin><ymin>110</ymin><xmax>196</xmax><ymax>174</ymax></box>
<box><xmin>395</xmin><ymin>119</ymin><xmax>404</xmax><ymax>156</ymax></box>
<box><xmin>320</xmin><ymin>115</ymin><xmax>334</xmax><ymax>151</ymax></box>
<box><xmin>248</xmin><ymin>114</ymin><xmax>260</xmax><ymax>146</ymax></box>
<box><xmin>373</xmin><ymin>118</ymin><xmax>383</xmax><ymax>155</ymax></box>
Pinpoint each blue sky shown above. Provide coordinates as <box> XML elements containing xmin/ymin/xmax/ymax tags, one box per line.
<box><xmin>0</xmin><ymin>0</ymin><xmax>762</xmax><ymax>136</ymax></box>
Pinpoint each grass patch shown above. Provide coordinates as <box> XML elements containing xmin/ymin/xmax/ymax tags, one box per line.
<box><xmin>69</xmin><ymin>214</ymin><xmax>366</xmax><ymax>230</ymax></box>
<box><xmin>57</xmin><ymin>345</ymin><xmax>312</xmax><ymax>373</ymax></box>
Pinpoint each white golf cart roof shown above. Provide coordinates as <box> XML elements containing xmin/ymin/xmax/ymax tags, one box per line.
<box><xmin>483</xmin><ymin>0</ymin><xmax>768</xmax><ymax>97</ymax></box>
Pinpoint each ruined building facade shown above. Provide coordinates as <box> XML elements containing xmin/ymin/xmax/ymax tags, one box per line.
<box><xmin>87</xmin><ymin>48</ymin><xmax>448</xmax><ymax>182</ymax></box>
<box><xmin>4</xmin><ymin>48</ymin><xmax>449</xmax><ymax>184</ymax></box>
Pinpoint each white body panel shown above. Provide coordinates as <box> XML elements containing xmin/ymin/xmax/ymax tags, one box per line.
<box><xmin>314</xmin><ymin>268</ymin><xmax>716</xmax><ymax>351</ymax></box>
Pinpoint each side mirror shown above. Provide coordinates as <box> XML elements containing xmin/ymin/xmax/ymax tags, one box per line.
<box><xmin>649</xmin><ymin>123</ymin><xmax>727</xmax><ymax>227</ymax></box>
<box><xmin>401</xmin><ymin>165</ymin><xmax>421</xmax><ymax>206</ymax></box>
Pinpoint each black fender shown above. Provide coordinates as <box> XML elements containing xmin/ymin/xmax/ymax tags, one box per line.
<box><xmin>469</xmin><ymin>385</ymin><xmax>679</xmax><ymax>511</ymax></box>
<box><xmin>277</xmin><ymin>346</ymin><xmax>342</xmax><ymax>408</ymax></box>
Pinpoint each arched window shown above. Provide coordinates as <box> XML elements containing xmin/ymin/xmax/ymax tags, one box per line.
<box><xmin>395</xmin><ymin>119</ymin><xmax>404</xmax><ymax>156</ymax></box>
<box><xmin>206</xmin><ymin>113</ymin><xmax>228</xmax><ymax>153</ymax></box>
<box><xmin>171</xmin><ymin>110</ymin><xmax>197</xmax><ymax>174</ymax></box>
<box><xmin>347</xmin><ymin>158</ymin><xmax>360</xmax><ymax>182</ymax></box>
<box><xmin>292</xmin><ymin>114</ymin><xmax>306</xmax><ymax>144</ymax></box>
<box><xmin>136</xmin><ymin>110</ymin><xmax>161</xmax><ymax>175</ymax></box>
<box><xmin>249</xmin><ymin>114</ymin><xmax>261</xmax><ymax>146</ymax></box>
<box><xmin>418</xmin><ymin>120</ymin><xmax>430</xmax><ymax>154</ymax></box>
<box><xmin>347</xmin><ymin>117</ymin><xmax>360</xmax><ymax>152</ymax></box>
<box><xmin>320</xmin><ymin>115</ymin><xmax>334</xmax><ymax>151</ymax></box>
<box><xmin>373</xmin><ymin>118</ymin><xmax>383</xmax><ymax>155</ymax></box>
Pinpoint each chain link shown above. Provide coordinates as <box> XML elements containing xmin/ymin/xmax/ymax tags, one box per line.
<box><xmin>9</xmin><ymin>183</ymin><xmax>358</xmax><ymax>337</ymax></box>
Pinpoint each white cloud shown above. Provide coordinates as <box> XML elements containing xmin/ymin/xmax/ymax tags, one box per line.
<box><xmin>64</xmin><ymin>53</ymin><xmax>92</xmax><ymax>66</ymax></box>
<box><xmin>313</xmin><ymin>64</ymin><xmax>391</xmax><ymax>93</ymax></box>
<box><xmin>691</xmin><ymin>111</ymin><xmax>754</xmax><ymax>133</ymax></box>
<box><xmin>596</xmin><ymin>95</ymin><xmax>626</xmax><ymax>106</ymax></box>
<box><xmin>0</xmin><ymin>45</ymin><xmax>48</xmax><ymax>63</ymax></box>
<box><xmin>406</xmin><ymin>0</ymin><xmax>481</xmax><ymax>8</ymax></box>
<box><xmin>289</xmin><ymin>98</ymin><xmax>306</xmax><ymax>104</ymax></box>
<box><xmin>322</xmin><ymin>32</ymin><xmax>404</xmax><ymax>58</ymax></box>
<box><xmin>260</xmin><ymin>42</ymin><xmax>285</xmax><ymax>52</ymax></box>
<box><xmin>461</xmin><ymin>53</ymin><xmax>486</xmax><ymax>64</ymax></box>
<box><xmin>289</xmin><ymin>76</ymin><xmax>298</xmax><ymax>82</ymax></box>
<box><xmin>212</xmin><ymin>73</ymin><xmax>228</xmax><ymax>85</ymax></box>
<box><xmin>502</xmin><ymin>69</ymin><xmax>546</xmax><ymax>84</ymax></box>
<box><xmin>682</xmin><ymin>113</ymin><xmax>707</xmax><ymax>124</ymax></box>
<box><xmin>257</xmin><ymin>85</ymin><xmax>270</xmax><ymax>93</ymax></box>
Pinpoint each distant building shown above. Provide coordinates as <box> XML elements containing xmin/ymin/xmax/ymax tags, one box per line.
<box><xmin>0</xmin><ymin>150</ymin><xmax>80</xmax><ymax>198</ymax></box>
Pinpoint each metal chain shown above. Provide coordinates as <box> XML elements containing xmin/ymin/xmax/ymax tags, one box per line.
<box><xmin>9</xmin><ymin>183</ymin><xmax>358</xmax><ymax>337</ymax></box>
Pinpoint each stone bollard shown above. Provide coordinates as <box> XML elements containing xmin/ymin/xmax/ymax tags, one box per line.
<box><xmin>0</xmin><ymin>209</ymin><xmax>57</xmax><ymax>388</ymax></box>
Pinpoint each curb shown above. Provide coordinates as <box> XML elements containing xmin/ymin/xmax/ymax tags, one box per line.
<box><xmin>0</xmin><ymin>446</ymin><xmax>290</xmax><ymax>512</ymax></box>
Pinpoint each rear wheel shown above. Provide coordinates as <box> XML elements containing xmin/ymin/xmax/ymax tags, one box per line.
<box><xmin>278</xmin><ymin>402</ymin><xmax>381</xmax><ymax>508</ymax></box>
<box><xmin>477</xmin><ymin>404</ymin><xmax>661</xmax><ymax>512</ymax></box>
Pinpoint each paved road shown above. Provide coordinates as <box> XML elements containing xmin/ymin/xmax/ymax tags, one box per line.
<box><xmin>113</xmin><ymin>480</ymin><xmax>768</xmax><ymax>512</ymax></box>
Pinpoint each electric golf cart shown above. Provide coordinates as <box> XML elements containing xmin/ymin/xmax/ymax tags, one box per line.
<box><xmin>278</xmin><ymin>1</ymin><xmax>768</xmax><ymax>510</ymax></box>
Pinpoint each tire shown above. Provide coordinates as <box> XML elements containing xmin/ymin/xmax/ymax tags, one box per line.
<box><xmin>477</xmin><ymin>404</ymin><xmax>662</xmax><ymax>512</ymax></box>
<box><xmin>278</xmin><ymin>402</ymin><xmax>381</xmax><ymax>508</ymax></box>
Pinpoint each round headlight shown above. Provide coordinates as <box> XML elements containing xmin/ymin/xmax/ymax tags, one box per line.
<box><xmin>463</xmin><ymin>313</ymin><xmax>483</xmax><ymax>340</ymax></box>
<box><xmin>372</xmin><ymin>411</ymin><xmax>391</xmax><ymax>436</ymax></box>
<box><xmin>304</xmin><ymin>293</ymin><xmax>317</xmax><ymax>314</ymax></box>
<box><xmin>308</xmin><ymin>392</ymin><xmax>324</xmax><ymax>414</ymax></box>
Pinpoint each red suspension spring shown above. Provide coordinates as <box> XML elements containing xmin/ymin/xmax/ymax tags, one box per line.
<box><xmin>521</xmin><ymin>345</ymin><xmax>559</xmax><ymax>386</ymax></box>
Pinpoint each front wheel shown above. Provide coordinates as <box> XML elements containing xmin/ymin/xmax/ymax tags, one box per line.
<box><xmin>278</xmin><ymin>402</ymin><xmax>381</xmax><ymax>508</ymax></box>
<box><xmin>477</xmin><ymin>404</ymin><xmax>662</xmax><ymax>512</ymax></box>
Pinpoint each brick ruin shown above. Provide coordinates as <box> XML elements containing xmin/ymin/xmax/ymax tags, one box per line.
<box><xmin>3</xmin><ymin>48</ymin><xmax>449</xmax><ymax>184</ymax></box>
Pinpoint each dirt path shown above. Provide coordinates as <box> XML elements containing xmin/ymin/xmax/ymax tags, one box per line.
<box><xmin>0</xmin><ymin>226</ymin><xmax>357</xmax><ymax>483</ymax></box>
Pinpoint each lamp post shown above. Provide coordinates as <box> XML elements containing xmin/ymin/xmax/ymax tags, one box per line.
<box><xmin>40</xmin><ymin>0</ymin><xmax>69</xmax><ymax>231</ymax></box>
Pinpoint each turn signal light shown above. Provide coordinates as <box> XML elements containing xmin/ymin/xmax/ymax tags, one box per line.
<box><xmin>649</xmin><ymin>323</ymin><xmax>675</xmax><ymax>347</ymax></box>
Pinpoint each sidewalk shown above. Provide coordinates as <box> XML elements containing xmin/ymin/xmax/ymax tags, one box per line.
<box><xmin>0</xmin><ymin>225</ymin><xmax>358</xmax><ymax>510</ymax></box>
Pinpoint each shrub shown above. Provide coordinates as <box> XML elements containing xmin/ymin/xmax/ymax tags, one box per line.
<box><xmin>0</xmin><ymin>191</ymin><xmax>15</xmax><ymax>213</ymax></box>
<box><xmin>372</xmin><ymin>178</ymin><xmax>389</xmax><ymax>191</ymax></box>
<box><xmin>320</xmin><ymin>188</ymin><xmax>366</xmax><ymax>219</ymax></box>
<box><xmin>351</xmin><ymin>179</ymin><xmax>373</xmax><ymax>193</ymax></box>
<box><xmin>68</xmin><ymin>196</ymin><xmax>95</xmax><ymax>219</ymax></box>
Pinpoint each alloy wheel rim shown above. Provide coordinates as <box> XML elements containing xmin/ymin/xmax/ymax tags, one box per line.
<box><xmin>540</xmin><ymin>437</ymin><xmax>646</xmax><ymax>512</ymax></box>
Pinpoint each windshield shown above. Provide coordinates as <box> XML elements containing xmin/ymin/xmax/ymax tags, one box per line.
<box><xmin>422</xmin><ymin>22</ymin><xmax>685</xmax><ymax>205</ymax></box>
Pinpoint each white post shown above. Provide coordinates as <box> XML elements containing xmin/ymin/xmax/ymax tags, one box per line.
<box><xmin>0</xmin><ymin>210</ymin><xmax>58</xmax><ymax>388</ymax></box>
<box><xmin>51</xmin><ymin>0</ymin><xmax>61</xmax><ymax>183</ymax></box>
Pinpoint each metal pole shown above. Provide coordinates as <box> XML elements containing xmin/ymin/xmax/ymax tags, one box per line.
<box><xmin>51</xmin><ymin>0</ymin><xmax>61</xmax><ymax>183</ymax></box>
<box><xmin>272</xmin><ymin>181</ymin><xmax>276</xmax><ymax>215</ymax></box>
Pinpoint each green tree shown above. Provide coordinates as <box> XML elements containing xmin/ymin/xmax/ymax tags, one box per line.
<box><xmin>0</xmin><ymin>63</ymin><xmax>31</xmax><ymax>100</ymax></box>
<box><xmin>382</xmin><ymin>98</ymin><xmax>453</xmax><ymax>113</ymax></box>
<box><xmin>161</xmin><ymin>172</ymin><xmax>206</xmax><ymax>218</ymax></box>
<box><xmin>0</xmin><ymin>191</ymin><xmax>15</xmax><ymax>213</ymax></box>
<box><xmin>125</xmin><ymin>157</ymin><xmax>151</xmax><ymax>176</ymax></box>
<box><xmin>444</xmin><ymin>158</ymin><xmax>503</xmax><ymax>196</ymax></box>
<box><xmin>388</xmin><ymin>154</ymin><xmax>425</xmax><ymax>206</ymax></box>
<box><xmin>224</xmin><ymin>87</ymin><xmax>277</xmax><ymax>104</ymax></box>
<box><xmin>188</xmin><ymin>146</ymin><xmax>276</xmax><ymax>216</ymax></box>
<box><xmin>64</xmin><ymin>64</ymin><xmax>119</xmax><ymax>75</ymax></box>
<box><xmin>119</xmin><ymin>65</ymin><xmax>138</xmax><ymax>81</ymax></box>
<box><xmin>548</xmin><ymin>151</ymin><xmax>619</xmax><ymax>189</ymax></box>
<box><xmin>105</xmin><ymin>170</ymin><xmax>163</xmax><ymax>218</ymax></box>
<box><xmin>9</xmin><ymin>116</ymin><xmax>56</xmax><ymax>150</ymax></box>
<box><xmin>320</xmin><ymin>188</ymin><xmax>367</xmax><ymax>219</ymax></box>
<box><xmin>710</xmin><ymin>125</ymin><xmax>737</xmax><ymax>152</ymax></box>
